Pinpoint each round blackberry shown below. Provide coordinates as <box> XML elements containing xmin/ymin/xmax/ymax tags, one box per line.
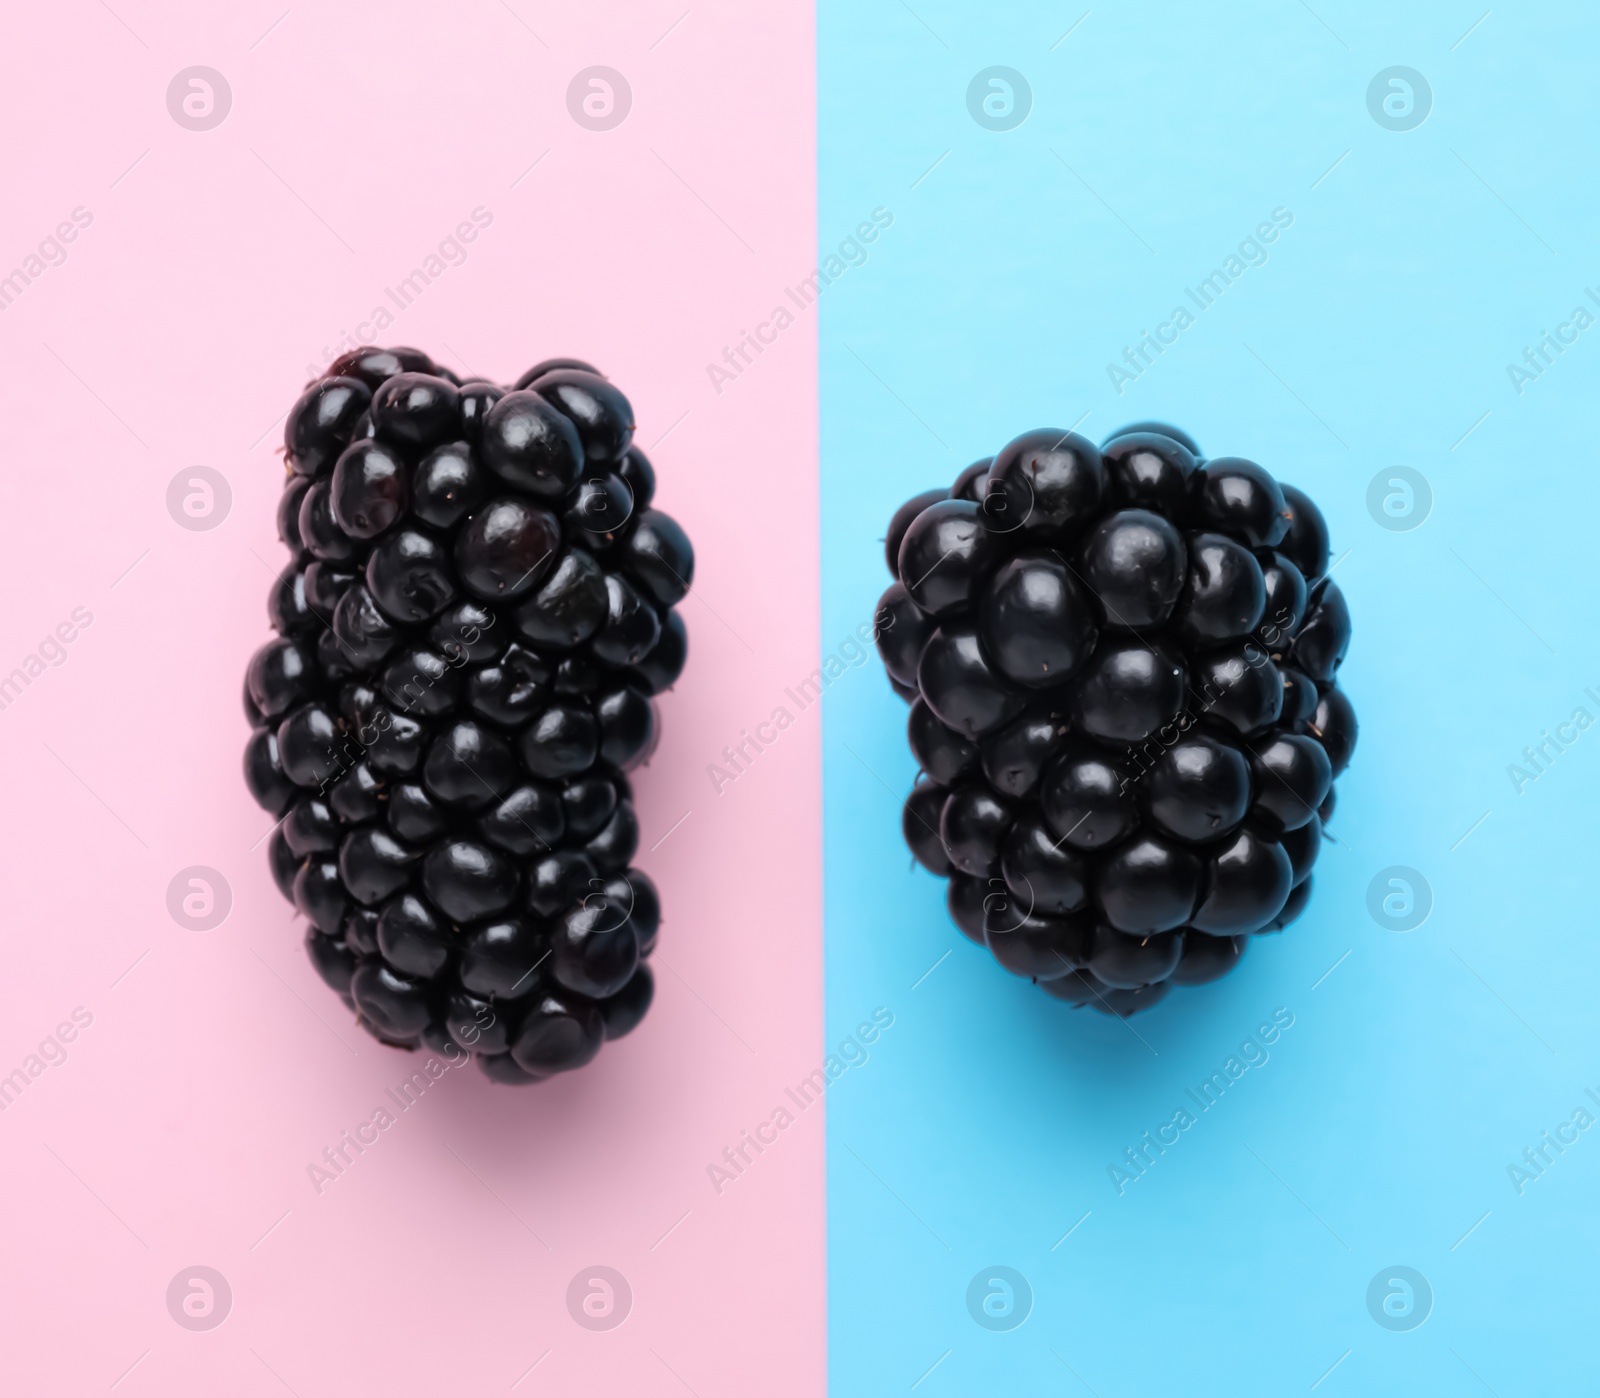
<box><xmin>245</xmin><ymin>347</ymin><xmax>691</xmax><ymax>1080</ymax></box>
<box><xmin>877</xmin><ymin>422</ymin><xmax>1355</xmax><ymax>1016</ymax></box>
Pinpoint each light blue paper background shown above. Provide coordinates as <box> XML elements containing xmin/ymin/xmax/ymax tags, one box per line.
<box><xmin>818</xmin><ymin>3</ymin><xmax>1600</xmax><ymax>1392</ymax></box>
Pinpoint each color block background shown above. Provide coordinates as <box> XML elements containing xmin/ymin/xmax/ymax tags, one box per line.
<box><xmin>819</xmin><ymin>2</ymin><xmax>1600</xmax><ymax>1395</ymax></box>
<box><xmin>0</xmin><ymin>4</ymin><xmax>821</xmax><ymax>1395</ymax></box>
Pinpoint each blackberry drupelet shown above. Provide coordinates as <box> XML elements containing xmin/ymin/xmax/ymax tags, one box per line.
<box><xmin>245</xmin><ymin>347</ymin><xmax>691</xmax><ymax>1081</ymax></box>
<box><xmin>878</xmin><ymin>423</ymin><xmax>1354</xmax><ymax>1016</ymax></box>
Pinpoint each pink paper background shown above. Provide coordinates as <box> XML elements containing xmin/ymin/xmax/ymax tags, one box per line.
<box><xmin>0</xmin><ymin>4</ymin><xmax>821</xmax><ymax>1393</ymax></box>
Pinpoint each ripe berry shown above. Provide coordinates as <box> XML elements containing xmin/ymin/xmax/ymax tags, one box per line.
<box><xmin>371</xmin><ymin>373</ymin><xmax>461</xmax><ymax>449</ymax></box>
<box><xmin>1144</xmin><ymin>735</ymin><xmax>1251</xmax><ymax>843</ymax></box>
<box><xmin>1100</xmin><ymin>432</ymin><xmax>1196</xmax><ymax>516</ymax></box>
<box><xmin>247</xmin><ymin>348</ymin><xmax>687</xmax><ymax>1078</ymax></box>
<box><xmin>619</xmin><ymin>510</ymin><xmax>695</xmax><ymax>607</ymax></box>
<box><xmin>1174</xmin><ymin>534</ymin><xmax>1265</xmax><ymax>648</ymax></box>
<box><xmin>455</xmin><ymin>498</ymin><xmax>560</xmax><ymax>601</ymax></box>
<box><xmin>528</xmin><ymin>370</ymin><xmax>635</xmax><ymax>463</ymax></box>
<box><xmin>984</xmin><ymin>430</ymin><xmax>1104</xmax><ymax>536</ymax></box>
<box><xmin>412</xmin><ymin>441</ymin><xmax>486</xmax><ymax>529</ymax></box>
<box><xmin>331</xmin><ymin>440</ymin><xmax>409</xmax><ymax>539</ymax></box>
<box><xmin>286</xmin><ymin>377</ymin><xmax>372</xmax><ymax>477</ymax></box>
<box><xmin>897</xmin><ymin>499</ymin><xmax>997</xmax><ymax>617</ymax></box>
<box><xmin>880</xmin><ymin>420</ymin><xmax>1354</xmax><ymax>1013</ymax></box>
<box><xmin>917</xmin><ymin>623</ymin><xmax>1028</xmax><ymax>739</ymax></box>
<box><xmin>1191</xmin><ymin>458</ymin><xmax>1290</xmax><ymax>547</ymax></box>
<box><xmin>978</xmin><ymin>554</ymin><xmax>1096</xmax><ymax>688</ymax></box>
<box><xmin>480</xmin><ymin>390</ymin><xmax>584</xmax><ymax>499</ymax></box>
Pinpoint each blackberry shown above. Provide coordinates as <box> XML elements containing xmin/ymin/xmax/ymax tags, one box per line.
<box><xmin>246</xmin><ymin>347</ymin><xmax>690</xmax><ymax>1080</ymax></box>
<box><xmin>877</xmin><ymin>423</ymin><xmax>1354</xmax><ymax>1016</ymax></box>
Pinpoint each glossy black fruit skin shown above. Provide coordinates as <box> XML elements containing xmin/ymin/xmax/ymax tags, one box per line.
<box><xmin>1303</xmin><ymin>685</ymin><xmax>1358</xmax><ymax>776</ymax></box>
<box><xmin>366</xmin><ymin>530</ymin><xmax>458</xmax><ymax>625</ymax></box>
<box><xmin>456</xmin><ymin>381</ymin><xmax>505</xmax><ymax>446</ymax></box>
<box><xmin>1190</xmin><ymin>828</ymin><xmax>1293</xmax><ymax>935</ymax></box>
<box><xmin>1094</xmin><ymin>834</ymin><xmax>1202</xmax><ymax>934</ymax></box>
<box><xmin>299</xmin><ymin>479</ymin><xmax>357</xmax><ymax>563</ymax></box>
<box><xmin>631</xmin><ymin>610</ymin><xmax>688</xmax><ymax>694</ymax></box>
<box><xmin>528</xmin><ymin>370</ymin><xmax>635</xmax><ymax>463</ymax></box>
<box><xmin>466</xmin><ymin>644</ymin><xmax>551</xmax><ymax>727</ymax></box>
<box><xmin>512</xmin><ymin>548</ymin><xmax>608</xmax><ymax>650</ymax></box>
<box><xmin>940</xmin><ymin>782</ymin><xmax>1013</xmax><ymax>877</ymax></box>
<box><xmin>1088</xmin><ymin>926</ymin><xmax>1183</xmax><ymax>989</ymax></box>
<box><xmin>1100</xmin><ymin>432</ymin><xmax>1198</xmax><ymax>516</ymax></box>
<box><xmin>510</xmin><ymin>991</ymin><xmax>605</xmax><ymax>1076</ymax></box>
<box><xmin>1071</xmin><ymin>641</ymin><xmax>1186</xmax><ymax>745</ymax></box>
<box><xmin>245</xmin><ymin>727</ymin><xmax>296</xmax><ymax>816</ymax></box>
<box><xmin>897</xmin><ymin>499</ymin><xmax>997</xmax><ymax>617</ymax></box>
<box><xmin>886</xmin><ymin>488</ymin><xmax>948</xmax><ymax>576</ymax></box>
<box><xmin>286</xmin><ymin>377</ymin><xmax>372</xmax><ymax>477</ymax></box>
<box><xmin>514</xmin><ymin>357</ymin><xmax>600</xmax><ymax>388</ymax></box>
<box><xmin>1103</xmin><ymin>420</ymin><xmax>1202</xmax><ymax>457</ymax></box>
<box><xmin>984</xmin><ymin>430</ymin><xmax>1105</xmax><ymax>537</ymax></box>
<box><xmin>620</xmin><ymin>510</ymin><xmax>694</xmax><ymax>607</ymax></box>
<box><xmin>592</xmin><ymin>573</ymin><xmax>661</xmax><ymax>667</ymax></box>
<box><xmin>1169</xmin><ymin>933</ymin><xmax>1245</xmax><ymax>985</ymax></box>
<box><xmin>1257</xmin><ymin>553</ymin><xmax>1307</xmax><ymax>648</ymax></box>
<box><xmin>908</xmin><ymin>699</ymin><xmax>978</xmax><ymax>785</ymax></box>
<box><xmin>1277</xmin><ymin>484</ymin><xmax>1329</xmax><ymax>583</ymax></box>
<box><xmin>618</xmin><ymin>447</ymin><xmax>656</xmax><ymax>513</ymax></box>
<box><xmin>1191</xmin><ymin>647</ymin><xmax>1282</xmax><ymax>737</ymax></box>
<box><xmin>480</xmin><ymin>390</ymin><xmax>584</xmax><ymax>500</ymax></box>
<box><xmin>1191</xmin><ymin>458</ymin><xmax>1289</xmax><ymax>547</ymax></box>
<box><xmin>371</xmin><ymin>373</ymin><xmax>461</xmax><ymax>449</ymax></box>
<box><xmin>422</xmin><ymin>838</ymin><xmax>520</xmax><ymax>922</ymax></box>
<box><xmin>979</xmin><ymin>554</ymin><xmax>1097</xmax><ymax>689</ymax></box>
<box><xmin>552</xmin><ymin>896</ymin><xmax>640</xmax><ymax>999</ymax></box>
<box><xmin>1144</xmin><ymin>735</ymin><xmax>1252</xmax><ymax>844</ymax></box>
<box><xmin>1001</xmin><ymin>813</ymin><xmax>1088</xmax><ymax>915</ymax></box>
<box><xmin>875</xmin><ymin>583</ymin><xmax>936</xmax><ymax>691</ymax></box>
<box><xmin>564</xmin><ymin>473</ymin><xmax>634</xmax><ymax>549</ymax></box>
<box><xmin>981</xmin><ymin>708</ymin><xmax>1068</xmax><ymax>800</ymax></box>
<box><xmin>455</xmin><ymin>498</ymin><xmax>561</xmax><ymax>602</ymax></box>
<box><xmin>1292</xmin><ymin>580</ymin><xmax>1351</xmax><ymax>684</ymax></box>
<box><xmin>351</xmin><ymin>961</ymin><xmax>433</xmax><ymax>1040</ymax></box>
<box><xmin>1248</xmin><ymin>733</ymin><xmax>1332</xmax><ymax>833</ymax></box>
<box><xmin>376</xmin><ymin>893</ymin><xmax>452</xmax><ymax>978</ymax></box>
<box><xmin>904</xmin><ymin>782</ymin><xmax>952</xmax><ymax>875</ymax></box>
<box><xmin>600</xmin><ymin>965</ymin><xmax>654</xmax><ymax>1040</ymax></box>
<box><xmin>985</xmin><ymin>904</ymin><xmax>1093</xmax><ymax>980</ymax></box>
<box><xmin>917</xmin><ymin>624</ymin><xmax>1028</xmax><ymax>739</ymax></box>
<box><xmin>1174</xmin><ymin>534</ymin><xmax>1265</xmax><ymax>649</ymax></box>
<box><xmin>879</xmin><ymin>421</ymin><xmax>1352</xmax><ymax>1012</ymax></box>
<box><xmin>330</xmin><ymin>440</ymin><xmax>409</xmax><ymax>539</ymax></box>
<box><xmin>1080</xmin><ymin>510</ymin><xmax>1187</xmax><ymax>629</ymax></box>
<box><xmin>1040</xmin><ymin>743</ymin><xmax>1135</xmax><ymax>851</ymax></box>
<box><xmin>412</xmin><ymin>441</ymin><xmax>486</xmax><ymax>529</ymax></box>
<box><xmin>946</xmin><ymin>873</ymin><xmax>992</xmax><ymax>943</ymax></box>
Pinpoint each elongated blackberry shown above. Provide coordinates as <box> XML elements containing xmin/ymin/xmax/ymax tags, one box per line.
<box><xmin>879</xmin><ymin>424</ymin><xmax>1354</xmax><ymax>1016</ymax></box>
<box><xmin>245</xmin><ymin>347</ymin><xmax>690</xmax><ymax>1080</ymax></box>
